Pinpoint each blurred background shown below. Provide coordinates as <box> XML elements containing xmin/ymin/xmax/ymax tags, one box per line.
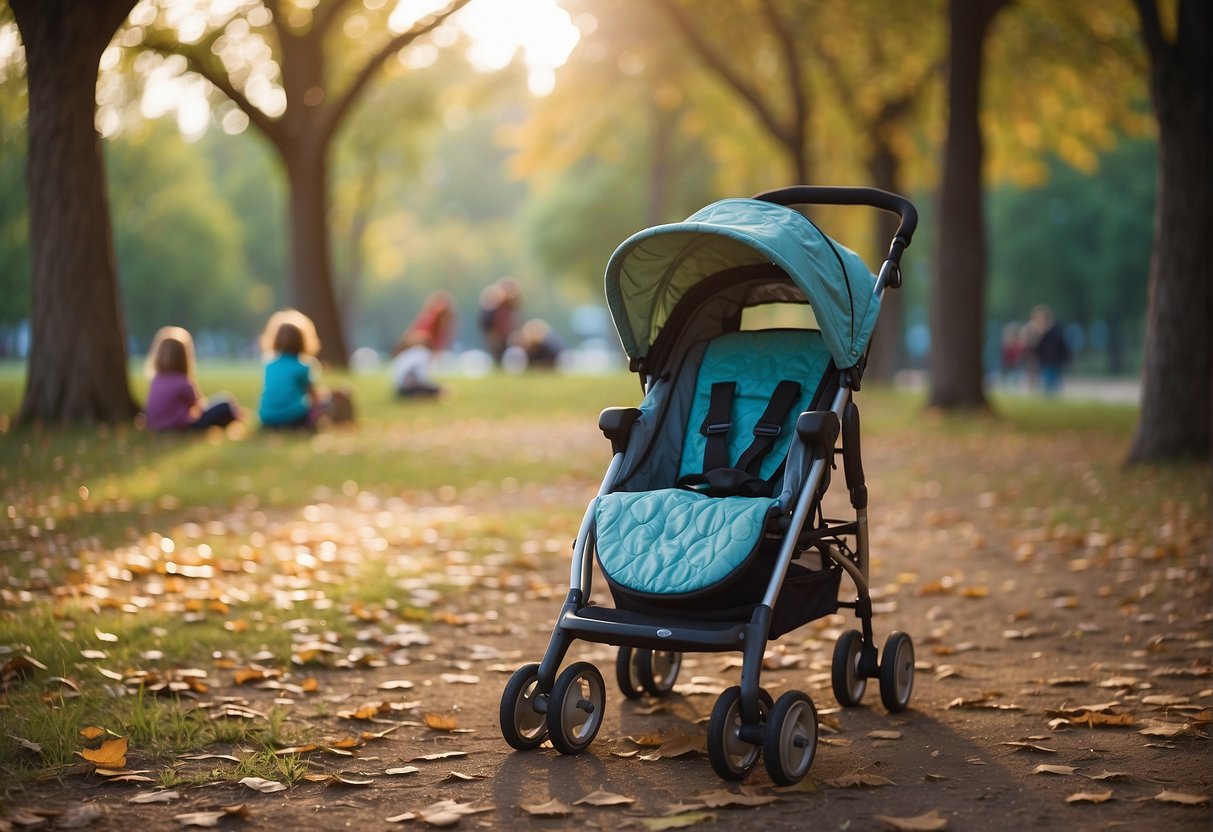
<box><xmin>0</xmin><ymin>0</ymin><xmax>1162</xmax><ymax>382</ymax></box>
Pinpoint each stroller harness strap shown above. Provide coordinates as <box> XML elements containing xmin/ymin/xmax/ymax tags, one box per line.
<box><xmin>687</xmin><ymin>378</ymin><xmax>802</xmax><ymax>497</ymax></box>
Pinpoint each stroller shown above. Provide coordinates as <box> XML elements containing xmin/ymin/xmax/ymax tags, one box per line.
<box><xmin>499</xmin><ymin>187</ymin><xmax>918</xmax><ymax>786</ymax></box>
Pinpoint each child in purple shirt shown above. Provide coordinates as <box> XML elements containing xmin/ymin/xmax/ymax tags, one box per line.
<box><xmin>144</xmin><ymin>326</ymin><xmax>240</xmax><ymax>431</ymax></box>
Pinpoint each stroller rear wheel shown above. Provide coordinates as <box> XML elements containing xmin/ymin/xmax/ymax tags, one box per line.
<box><xmin>763</xmin><ymin>690</ymin><xmax>818</xmax><ymax>786</ymax></box>
<box><xmin>615</xmin><ymin>647</ymin><xmax>646</xmax><ymax>699</ymax></box>
<box><xmin>499</xmin><ymin>663</ymin><xmax>548</xmax><ymax>751</ymax></box>
<box><xmin>831</xmin><ymin>629</ymin><xmax>867</xmax><ymax>707</ymax></box>
<box><xmin>547</xmin><ymin>661</ymin><xmax>606</xmax><ymax>754</ymax></box>
<box><xmin>707</xmin><ymin>686</ymin><xmax>772</xmax><ymax>781</ymax></box>
<box><xmin>638</xmin><ymin>650</ymin><xmax>682</xmax><ymax>696</ymax></box>
<box><xmin>879</xmin><ymin>631</ymin><xmax>915</xmax><ymax>713</ymax></box>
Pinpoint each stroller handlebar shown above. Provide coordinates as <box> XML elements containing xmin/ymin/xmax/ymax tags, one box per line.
<box><xmin>753</xmin><ymin>185</ymin><xmax>917</xmax><ymax>256</ymax></box>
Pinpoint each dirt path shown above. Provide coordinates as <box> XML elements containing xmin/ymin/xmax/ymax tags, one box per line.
<box><xmin>4</xmin><ymin>423</ymin><xmax>1210</xmax><ymax>831</ymax></box>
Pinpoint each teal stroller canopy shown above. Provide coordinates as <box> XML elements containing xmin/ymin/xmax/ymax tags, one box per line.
<box><xmin>604</xmin><ymin>198</ymin><xmax>880</xmax><ymax>371</ymax></box>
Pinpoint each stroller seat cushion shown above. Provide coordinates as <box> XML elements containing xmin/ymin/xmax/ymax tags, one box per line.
<box><xmin>595</xmin><ymin>489</ymin><xmax>778</xmax><ymax>596</ymax></box>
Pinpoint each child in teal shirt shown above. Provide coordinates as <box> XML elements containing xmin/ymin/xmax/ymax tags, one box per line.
<box><xmin>258</xmin><ymin>309</ymin><xmax>323</xmax><ymax>428</ymax></box>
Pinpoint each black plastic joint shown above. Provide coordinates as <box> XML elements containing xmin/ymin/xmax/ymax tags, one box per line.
<box><xmin>795</xmin><ymin>410</ymin><xmax>840</xmax><ymax>451</ymax></box>
<box><xmin>599</xmin><ymin>407</ymin><xmax>642</xmax><ymax>455</ymax></box>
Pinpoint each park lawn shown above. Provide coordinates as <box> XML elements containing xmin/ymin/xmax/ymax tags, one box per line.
<box><xmin>0</xmin><ymin>362</ymin><xmax>1206</xmax><ymax>789</ymax></box>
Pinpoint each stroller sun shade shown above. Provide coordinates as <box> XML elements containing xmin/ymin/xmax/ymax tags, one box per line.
<box><xmin>604</xmin><ymin>198</ymin><xmax>880</xmax><ymax>372</ymax></box>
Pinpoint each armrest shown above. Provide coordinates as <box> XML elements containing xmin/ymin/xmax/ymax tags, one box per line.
<box><xmin>599</xmin><ymin>407</ymin><xmax>642</xmax><ymax>455</ymax></box>
<box><xmin>795</xmin><ymin>410</ymin><xmax>840</xmax><ymax>453</ymax></box>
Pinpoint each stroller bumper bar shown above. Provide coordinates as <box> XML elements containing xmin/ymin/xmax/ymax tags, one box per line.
<box><xmin>558</xmin><ymin>600</ymin><xmax>757</xmax><ymax>654</ymax></box>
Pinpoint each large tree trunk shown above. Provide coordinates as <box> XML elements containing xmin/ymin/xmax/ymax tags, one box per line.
<box><xmin>928</xmin><ymin>0</ymin><xmax>1008</xmax><ymax>410</ymax></box>
<box><xmin>864</xmin><ymin>136</ymin><xmax>905</xmax><ymax>384</ymax></box>
<box><xmin>12</xmin><ymin>0</ymin><xmax>139</xmax><ymax>426</ymax></box>
<box><xmin>1127</xmin><ymin>0</ymin><xmax>1211</xmax><ymax>463</ymax></box>
<box><xmin>283</xmin><ymin>141</ymin><xmax>348</xmax><ymax>368</ymax></box>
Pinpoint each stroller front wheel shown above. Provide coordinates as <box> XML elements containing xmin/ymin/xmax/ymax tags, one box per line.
<box><xmin>547</xmin><ymin>661</ymin><xmax>606</xmax><ymax>754</ymax></box>
<box><xmin>763</xmin><ymin>690</ymin><xmax>818</xmax><ymax>786</ymax></box>
<box><xmin>879</xmin><ymin>631</ymin><xmax>915</xmax><ymax>713</ymax></box>
<box><xmin>500</xmin><ymin>663</ymin><xmax>549</xmax><ymax>751</ymax></box>
<box><xmin>707</xmin><ymin>686</ymin><xmax>772</xmax><ymax>781</ymax></box>
<box><xmin>832</xmin><ymin>629</ymin><xmax>867</xmax><ymax>707</ymax></box>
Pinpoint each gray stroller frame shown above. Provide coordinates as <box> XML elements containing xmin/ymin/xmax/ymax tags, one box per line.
<box><xmin>499</xmin><ymin>187</ymin><xmax>918</xmax><ymax>786</ymax></box>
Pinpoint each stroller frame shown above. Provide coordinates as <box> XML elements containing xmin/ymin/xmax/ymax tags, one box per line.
<box><xmin>500</xmin><ymin>187</ymin><xmax>918</xmax><ymax>785</ymax></box>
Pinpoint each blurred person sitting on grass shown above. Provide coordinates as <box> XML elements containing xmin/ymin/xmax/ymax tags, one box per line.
<box><xmin>257</xmin><ymin>309</ymin><xmax>353</xmax><ymax>429</ymax></box>
<box><xmin>391</xmin><ymin>290</ymin><xmax>455</xmax><ymax>398</ymax></box>
<box><xmin>143</xmin><ymin>325</ymin><xmax>241</xmax><ymax>432</ymax></box>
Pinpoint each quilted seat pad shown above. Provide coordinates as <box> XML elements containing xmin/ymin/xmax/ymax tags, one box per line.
<box><xmin>595</xmin><ymin>490</ymin><xmax>777</xmax><ymax>595</ymax></box>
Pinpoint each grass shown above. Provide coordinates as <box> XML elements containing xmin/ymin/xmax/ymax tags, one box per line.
<box><xmin>0</xmin><ymin>361</ymin><xmax>1207</xmax><ymax>791</ymax></box>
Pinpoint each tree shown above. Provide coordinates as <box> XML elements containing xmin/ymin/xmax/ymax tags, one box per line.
<box><xmin>10</xmin><ymin>0</ymin><xmax>140</xmax><ymax>425</ymax></box>
<box><xmin>928</xmin><ymin>0</ymin><xmax>1011</xmax><ymax>410</ymax></box>
<box><xmin>139</xmin><ymin>0</ymin><xmax>472</xmax><ymax>366</ymax></box>
<box><xmin>1126</xmin><ymin>0</ymin><xmax>1210</xmax><ymax>463</ymax></box>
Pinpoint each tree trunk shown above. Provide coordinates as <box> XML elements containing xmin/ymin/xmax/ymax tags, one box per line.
<box><xmin>1127</xmin><ymin>0</ymin><xmax>1211</xmax><ymax>463</ymax></box>
<box><xmin>928</xmin><ymin>0</ymin><xmax>1007</xmax><ymax>410</ymax></box>
<box><xmin>864</xmin><ymin>136</ymin><xmax>904</xmax><ymax>384</ymax></box>
<box><xmin>12</xmin><ymin>0</ymin><xmax>139</xmax><ymax>426</ymax></box>
<box><xmin>284</xmin><ymin>142</ymin><xmax>349</xmax><ymax>368</ymax></box>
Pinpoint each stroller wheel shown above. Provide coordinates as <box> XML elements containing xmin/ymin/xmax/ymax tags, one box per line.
<box><xmin>547</xmin><ymin>661</ymin><xmax>606</xmax><ymax>754</ymax></box>
<box><xmin>638</xmin><ymin>650</ymin><xmax>682</xmax><ymax>696</ymax></box>
<box><xmin>763</xmin><ymin>690</ymin><xmax>818</xmax><ymax>786</ymax></box>
<box><xmin>879</xmin><ymin>631</ymin><xmax>915</xmax><ymax>713</ymax></box>
<box><xmin>707</xmin><ymin>686</ymin><xmax>772</xmax><ymax>781</ymax></box>
<box><xmin>615</xmin><ymin>647</ymin><xmax>646</xmax><ymax>699</ymax></box>
<box><xmin>831</xmin><ymin>630</ymin><xmax>867</xmax><ymax>707</ymax></box>
<box><xmin>499</xmin><ymin>663</ymin><xmax>548</xmax><ymax>751</ymax></box>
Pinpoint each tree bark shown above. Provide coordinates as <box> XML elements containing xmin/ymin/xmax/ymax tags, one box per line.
<box><xmin>928</xmin><ymin>0</ymin><xmax>1009</xmax><ymax>410</ymax></box>
<box><xmin>1126</xmin><ymin>0</ymin><xmax>1211</xmax><ymax>463</ymax></box>
<box><xmin>12</xmin><ymin>0</ymin><xmax>139</xmax><ymax>426</ymax></box>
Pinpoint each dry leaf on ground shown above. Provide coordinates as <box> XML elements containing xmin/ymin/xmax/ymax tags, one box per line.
<box><xmin>57</xmin><ymin>802</ymin><xmax>105</xmax><ymax>829</ymax></box>
<box><xmin>520</xmin><ymin>799</ymin><xmax>574</xmax><ymax>817</ymax></box>
<box><xmin>1032</xmin><ymin>765</ymin><xmax>1077</xmax><ymax>776</ymax></box>
<box><xmin>872</xmin><ymin>809</ymin><xmax>949</xmax><ymax>831</ymax></box>
<box><xmin>79</xmin><ymin>737</ymin><xmax>127</xmax><ymax>769</ymax></box>
<box><xmin>1153</xmin><ymin>790</ymin><xmax>1208</xmax><ymax>806</ymax></box>
<box><xmin>239</xmin><ymin>776</ymin><xmax>287</xmax><ymax>793</ymax></box>
<box><xmin>574</xmin><ymin>789</ymin><xmax>635</xmax><ymax>806</ymax></box>
<box><xmin>826</xmin><ymin>773</ymin><xmax>896</xmax><ymax>788</ymax></box>
<box><xmin>130</xmin><ymin>791</ymin><xmax>180</xmax><ymax>804</ymax></box>
<box><xmin>639</xmin><ymin>812</ymin><xmax>718</xmax><ymax>831</ymax></box>
<box><xmin>1066</xmin><ymin>790</ymin><xmax>1114</xmax><ymax>804</ymax></box>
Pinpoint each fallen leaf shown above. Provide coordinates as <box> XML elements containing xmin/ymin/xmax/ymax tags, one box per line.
<box><xmin>1141</xmin><ymin>694</ymin><xmax>1189</xmax><ymax>706</ymax></box>
<box><xmin>79</xmin><ymin>727</ymin><xmax>106</xmax><ymax>741</ymax></box>
<box><xmin>442</xmin><ymin>771</ymin><xmax>484</xmax><ymax>782</ymax></box>
<box><xmin>1138</xmin><ymin>722</ymin><xmax>1189</xmax><ymax>737</ymax></box>
<box><xmin>869</xmin><ymin>730</ymin><xmax>902</xmax><ymax>740</ymax></box>
<box><xmin>58</xmin><ymin>802</ymin><xmax>104</xmax><ymax>829</ymax></box>
<box><xmin>79</xmin><ymin>737</ymin><xmax>127</xmax><ymax>769</ymax></box>
<box><xmin>826</xmin><ymin>773</ymin><xmax>896</xmax><ymax>788</ymax></box>
<box><xmin>379</xmin><ymin>679</ymin><xmax>415</xmax><ymax>690</ymax></box>
<box><xmin>520</xmin><ymin>799</ymin><xmax>574</xmax><ymax>817</ymax></box>
<box><xmin>386</xmin><ymin>766</ymin><xmax>420</xmax><ymax>776</ymax></box>
<box><xmin>692</xmin><ymin>790</ymin><xmax>778</xmax><ymax>808</ymax></box>
<box><xmin>574</xmin><ymin>789</ymin><xmax>635</xmax><ymax>807</ymax></box>
<box><xmin>424</xmin><ymin>713</ymin><xmax>459</xmax><ymax>732</ymax></box>
<box><xmin>408</xmin><ymin>751</ymin><xmax>469</xmax><ymax>762</ymax></box>
<box><xmin>1032</xmin><ymin>765</ymin><xmax>1077</xmax><ymax>776</ymax></box>
<box><xmin>1085</xmin><ymin>771</ymin><xmax>1130</xmax><ymax>781</ymax></box>
<box><xmin>872</xmin><ymin>809</ymin><xmax>949</xmax><ymax>831</ymax></box>
<box><xmin>10</xmin><ymin>735</ymin><xmax>42</xmax><ymax>754</ymax></box>
<box><xmin>130</xmin><ymin>791</ymin><xmax>180</xmax><ymax>804</ymax></box>
<box><xmin>1000</xmin><ymin>742</ymin><xmax>1056</xmax><ymax>754</ymax></box>
<box><xmin>94</xmin><ymin>629</ymin><xmax>119</xmax><ymax>643</ymax></box>
<box><xmin>639</xmin><ymin>812</ymin><xmax>717</xmax><ymax>831</ymax></box>
<box><xmin>239</xmin><ymin>776</ymin><xmax>287</xmax><ymax>793</ymax></box>
<box><xmin>1153</xmin><ymin>790</ymin><xmax>1208</xmax><ymax>806</ymax></box>
<box><xmin>1065</xmin><ymin>790</ymin><xmax>1114</xmax><ymax>804</ymax></box>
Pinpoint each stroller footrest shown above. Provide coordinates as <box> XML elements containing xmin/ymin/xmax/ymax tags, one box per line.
<box><xmin>561</xmin><ymin>605</ymin><xmax>750</xmax><ymax>653</ymax></box>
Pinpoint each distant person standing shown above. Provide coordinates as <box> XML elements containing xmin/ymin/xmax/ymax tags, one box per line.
<box><xmin>477</xmin><ymin>277</ymin><xmax>520</xmax><ymax>366</ymax></box>
<box><xmin>1029</xmin><ymin>305</ymin><xmax>1071</xmax><ymax>396</ymax></box>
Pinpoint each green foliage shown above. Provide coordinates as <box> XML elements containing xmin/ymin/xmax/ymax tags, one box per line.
<box><xmin>988</xmin><ymin>137</ymin><xmax>1156</xmax><ymax>372</ymax></box>
<box><xmin>106</xmin><ymin>121</ymin><xmax>257</xmax><ymax>351</ymax></box>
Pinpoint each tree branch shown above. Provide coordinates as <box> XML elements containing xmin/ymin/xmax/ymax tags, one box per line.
<box><xmin>319</xmin><ymin>0</ymin><xmax>474</xmax><ymax>145</ymax></box>
<box><xmin>1131</xmin><ymin>0</ymin><xmax>1166</xmax><ymax>60</ymax></box>
<box><xmin>141</xmin><ymin>33</ymin><xmax>287</xmax><ymax>150</ymax></box>
<box><xmin>652</xmin><ymin>0</ymin><xmax>794</xmax><ymax>150</ymax></box>
<box><xmin>759</xmin><ymin>0</ymin><xmax>807</xmax><ymax>161</ymax></box>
